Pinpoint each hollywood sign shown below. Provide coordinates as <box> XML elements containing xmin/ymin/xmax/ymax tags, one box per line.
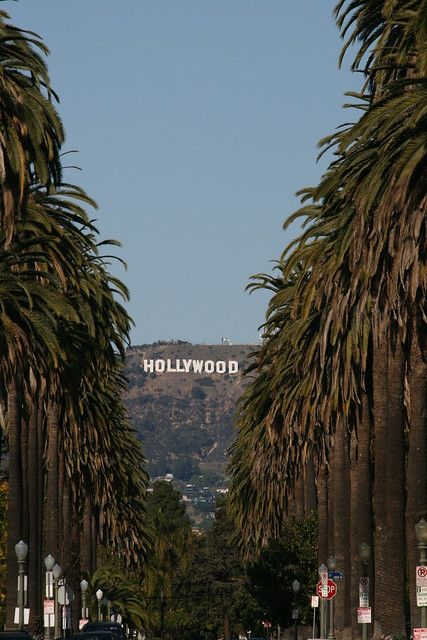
<box><xmin>143</xmin><ymin>358</ymin><xmax>239</xmax><ymax>374</ymax></box>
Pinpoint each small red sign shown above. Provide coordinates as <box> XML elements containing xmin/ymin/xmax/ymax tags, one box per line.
<box><xmin>43</xmin><ymin>599</ymin><xmax>54</xmax><ymax>615</ymax></box>
<box><xmin>357</xmin><ymin>607</ymin><xmax>372</xmax><ymax>624</ymax></box>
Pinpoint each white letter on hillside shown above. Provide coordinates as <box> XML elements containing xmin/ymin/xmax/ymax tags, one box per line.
<box><xmin>192</xmin><ymin>360</ymin><xmax>204</xmax><ymax>373</ymax></box>
<box><xmin>182</xmin><ymin>359</ymin><xmax>192</xmax><ymax>372</ymax></box>
<box><xmin>229</xmin><ymin>361</ymin><xmax>239</xmax><ymax>374</ymax></box>
<box><xmin>143</xmin><ymin>359</ymin><xmax>154</xmax><ymax>373</ymax></box>
<box><xmin>176</xmin><ymin>359</ymin><xmax>185</xmax><ymax>372</ymax></box>
<box><xmin>204</xmin><ymin>360</ymin><xmax>214</xmax><ymax>373</ymax></box>
<box><xmin>166</xmin><ymin>359</ymin><xmax>177</xmax><ymax>372</ymax></box>
<box><xmin>216</xmin><ymin>361</ymin><xmax>226</xmax><ymax>373</ymax></box>
<box><xmin>155</xmin><ymin>359</ymin><xmax>165</xmax><ymax>373</ymax></box>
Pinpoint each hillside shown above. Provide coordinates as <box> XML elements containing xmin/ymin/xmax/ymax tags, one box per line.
<box><xmin>123</xmin><ymin>341</ymin><xmax>256</xmax><ymax>525</ymax></box>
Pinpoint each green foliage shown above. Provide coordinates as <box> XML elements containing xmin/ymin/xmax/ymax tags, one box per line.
<box><xmin>143</xmin><ymin>491</ymin><xmax>317</xmax><ymax>640</ymax></box>
<box><xmin>90</xmin><ymin>563</ymin><xmax>146</xmax><ymax>630</ymax></box>
<box><xmin>246</xmin><ymin>514</ymin><xmax>318</xmax><ymax>627</ymax></box>
<box><xmin>170</xmin><ymin>458</ymin><xmax>200</xmax><ymax>482</ymax></box>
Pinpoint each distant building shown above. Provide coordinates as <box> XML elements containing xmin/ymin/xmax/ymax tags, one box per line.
<box><xmin>221</xmin><ymin>337</ymin><xmax>231</xmax><ymax>346</ymax></box>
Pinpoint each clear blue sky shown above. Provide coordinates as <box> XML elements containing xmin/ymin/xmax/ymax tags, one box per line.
<box><xmin>10</xmin><ymin>1</ymin><xmax>358</xmax><ymax>345</ymax></box>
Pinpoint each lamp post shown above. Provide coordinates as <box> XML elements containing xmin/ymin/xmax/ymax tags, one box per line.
<box><xmin>44</xmin><ymin>555</ymin><xmax>55</xmax><ymax>640</ymax></box>
<box><xmin>107</xmin><ymin>601</ymin><xmax>112</xmax><ymax>621</ymax></box>
<box><xmin>292</xmin><ymin>579</ymin><xmax>301</xmax><ymax>640</ymax></box>
<box><xmin>80</xmin><ymin>580</ymin><xmax>89</xmax><ymax>622</ymax></box>
<box><xmin>15</xmin><ymin>541</ymin><xmax>28</xmax><ymax>631</ymax></box>
<box><xmin>318</xmin><ymin>563</ymin><xmax>328</xmax><ymax>639</ymax></box>
<box><xmin>52</xmin><ymin>563</ymin><xmax>62</xmax><ymax>640</ymax></box>
<box><xmin>358</xmin><ymin>543</ymin><xmax>371</xmax><ymax>640</ymax></box>
<box><xmin>327</xmin><ymin>556</ymin><xmax>336</xmax><ymax>640</ymax></box>
<box><xmin>96</xmin><ymin>589</ymin><xmax>103</xmax><ymax>622</ymax></box>
<box><xmin>415</xmin><ymin>518</ymin><xmax>427</xmax><ymax>627</ymax></box>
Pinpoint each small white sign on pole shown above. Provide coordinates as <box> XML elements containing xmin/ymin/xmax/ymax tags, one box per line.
<box><xmin>413</xmin><ymin>629</ymin><xmax>427</xmax><ymax>640</ymax></box>
<box><xmin>14</xmin><ymin>608</ymin><xmax>30</xmax><ymax>624</ymax></box>
<box><xmin>416</xmin><ymin>587</ymin><xmax>427</xmax><ymax>607</ymax></box>
<box><xmin>43</xmin><ymin>599</ymin><xmax>55</xmax><ymax>615</ymax></box>
<box><xmin>359</xmin><ymin>577</ymin><xmax>369</xmax><ymax>607</ymax></box>
<box><xmin>416</xmin><ymin>567</ymin><xmax>427</xmax><ymax>587</ymax></box>
<box><xmin>46</xmin><ymin>571</ymin><xmax>53</xmax><ymax>598</ymax></box>
<box><xmin>311</xmin><ymin>596</ymin><xmax>319</xmax><ymax>608</ymax></box>
<box><xmin>357</xmin><ymin>607</ymin><xmax>372</xmax><ymax>624</ymax></box>
<box><xmin>43</xmin><ymin>614</ymin><xmax>55</xmax><ymax>628</ymax></box>
<box><xmin>416</xmin><ymin>568</ymin><xmax>427</xmax><ymax>606</ymax></box>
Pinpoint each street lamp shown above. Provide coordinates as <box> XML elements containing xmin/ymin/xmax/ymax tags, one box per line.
<box><xmin>359</xmin><ymin>543</ymin><xmax>371</xmax><ymax>565</ymax></box>
<box><xmin>292</xmin><ymin>579</ymin><xmax>301</xmax><ymax>640</ymax></box>
<box><xmin>52</xmin><ymin>564</ymin><xmax>62</xmax><ymax>640</ymax></box>
<box><xmin>415</xmin><ymin>518</ymin><xmax>427</xmax><ymax>627</ymax></box>
<box><xmin>327</xmin><ymin>556</ymin><xmax>337</xmax><ymax>640</ymax></box>
<box><xmin>80</xmin><ymin>580</ymin><xmax>89</xmax><ymax>622</ymax></box>
<box><xmin>358</xmin><ymin>543</ymin><xmax>371</xmax><ymax>640</ymax></box>
<box><xmin>44</xmin><ymin>555</ymin><xmax>55</xmax><ymax>640</ymax></box>
<box><xmin>15</xmin><ymin>541</ymin><xmax>28</xmax><ymax>631</ymax></box>
<box><xmin>96</xmin><ymin>589</ymin><xmax>103</xmax><ymax>622</ymax></box>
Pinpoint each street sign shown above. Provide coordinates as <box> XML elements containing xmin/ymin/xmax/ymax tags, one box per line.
<box><xmin>316</xmin><ymin>579</ymin><xmax>337</xmax><ymax>600</ymax></box>
<box><xmin>357</xmin><ymin>607</ymin><xmax>372</xmax><ymax>624</ymax></box>
<box><xmin>416</xmin><ymin>587</ymin><xmax>427</xmax><ymax>607</ymax></box>
<box><xmin>414</xmin><ymin>629</ymin><xmax>427</xmax><ymax>640</ymax></box>
<box><xmin>417</xmin><ymin>567</ymin><xmax>427</xmax><ymax>585</ymax></box>
<box><xmin>311</xmin><ymin>596</ymin><xmax>319</xmax><ymax>608</ymax></box>
<box><xmin>329</xmin><ymin>571</ymin><xmax>344</xmax><ymax>580</ymax></box>
<box><xmin>43</xmin><ymin>599</ymin><xmax>54</xmax><ymax>615</ymax></box>
<box><xmin>262</xmin><ymin>621</ymin><xmax>272</xmax><ymax>628</ymax></box>
<box><xmin>416</xmin><ymin>567</ymin><xmax>427</xmax><ymax>606</ymax></box>
<box><xmin>359</xmin><ymin>577</ymin><xmax>369</xmax><ymax>607</ymax></box>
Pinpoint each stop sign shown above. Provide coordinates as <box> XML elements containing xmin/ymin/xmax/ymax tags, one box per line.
<box><xmin>316</xmin><ymin>579</ymin><xmax>337</xmax><ymax>600</ymax></box>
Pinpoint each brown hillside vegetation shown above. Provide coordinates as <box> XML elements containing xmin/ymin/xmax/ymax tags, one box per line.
<box><xmin>124</xmin><ymin>342</ymin><xmax>255</xmax><ymax>483</ymax></box>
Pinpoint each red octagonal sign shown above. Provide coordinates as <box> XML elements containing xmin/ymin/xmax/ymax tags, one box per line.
<box><xmin>316</xmin><ymin>579</ymin><xmax>337</xmax><ymax>600</ymax></box>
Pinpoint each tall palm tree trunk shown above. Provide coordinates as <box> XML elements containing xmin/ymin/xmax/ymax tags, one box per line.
<box><xmin>27</xmin><ymin>400</ymin><xmax>43</xmax><ymax>633</ymax></box>
<box><xmin>350</xmin><ymin>392</ymin><xmax>373</xmax><ymax>639</ymax></box>
<box><xmin>304</xmin><ymin>459</ymin><xmax>316</xmax><ymax>516</ymax></box>
<box><xmin>44</xmin><ymin>400</ymin><xmax>59</xmax><ymax>559</ymax></box>
<box><xmin>6</xmin><ymin>377</ymin><xmax>24</xmax><ymax>627</ymax></box>
<box><xmin>405</xmin><ymin>324</ymin><xmax>427</xmax><ymax>631</ymax></box>
<box><xmin>316</xmin><ymin>463</ymin><xmax>329</xmax><ymax>565</ymax></box>
<box><xmin>373</xmin><ymin>331</ymin><xmax>406</xmax><ymax>638</ymax></box>
<box><xmin>331</xmin><ymin>422</ymin><xmax>351</xmax><ymax>637</ymax></box>
<box><xmin>294</xmin><ymin>473</ymin><xmax>305</xmax><ymax>520</ymax></box>
<box><xmin>81</xmin><ymin>493</ymin><xmax>95</xmax><ymax>575</ymax></box>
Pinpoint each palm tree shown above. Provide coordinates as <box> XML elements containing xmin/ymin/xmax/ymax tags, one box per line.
<box><xmin>229</xmin><ymin>1</ymin><xmax>427</xmax><ymax>635</ymax></box>
<box><xmin>0</xmin><ymin>8</ymin><xmax>63</xmax><ymax>244</ymax></box>
<box><xmin>0</xmin><ymin>8</ymin><xmax>150</xmax><ymax>631</ymax></box>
